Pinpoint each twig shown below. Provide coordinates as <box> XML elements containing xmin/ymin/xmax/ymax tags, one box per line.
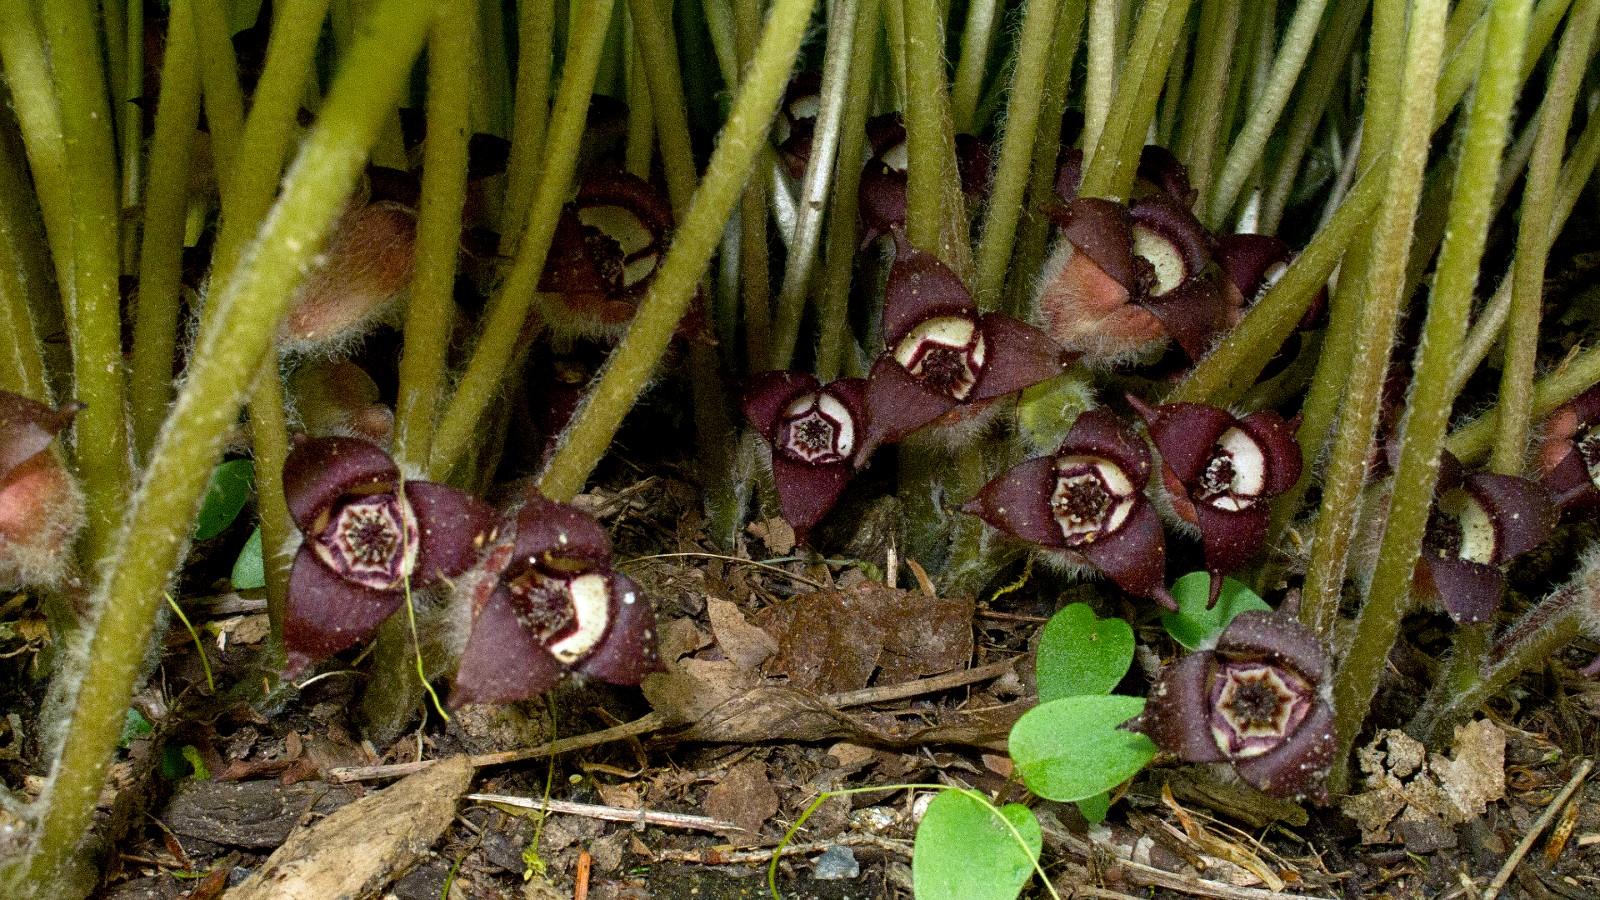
<box><xmin>647</xmin><ymin>831</ymin><xmax>913</xmax><ymax>864</ymax></box>
<box><xmin>1482</xmin><ymin>758</ymin><xmax>1593</xmax><ymax>899</ymax></box>
<box><xmin>574</xmin><ymin>848</ymin><xmax>591</xmax><ymax>900</ymax></box>
<box><xmin>328</xmin><ymin>657</ymin><xmax>1022</xmax><ymax>782</ymax></box>
<box><xmin>469</xmin><ymin>794</ymin><xmax>739</xmax><ymax>833</ymax></box>
<box><xmin>620</xmin><ymin>552</ymin><xmax>830</xmax><ymax>590</ymax></box>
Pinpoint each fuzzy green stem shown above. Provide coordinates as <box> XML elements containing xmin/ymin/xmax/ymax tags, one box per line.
<box><xmin>131</xmin><ymin>0</ymin><xmax>203</xmax><ymax>461</ymax></box>
<box><xmin>881</xmin><ymin>0</ymin><xmax>908</xmax><ymax>104</ymax></box>
<box><xmin>500</xmin><ymin>0</ymin><xmax>555</xmax><ymax>255</ymax></box>
<box><xmin>118</xmin><ymin>0</ymin><xmax>143</xmax><ymax>273</ymax></box>
<box><xmin>38</xmin><ymin>0</ymin><xmax>132</xmax><ymax>571</ymax></box>
<box><xmin>1154</xmin><ymin>9</ymin><xmax>1189</xmax><ymax>147</ymax></box>
<box><xmin>1202</xmin><ymin>0</ymin><xmax>1331</xmax><ymax>228</ymax></box>
<box><xmin>768</xmin><ymin>0</ymin><xmax>861</xmax><ymax>368</ymax></box>
<box><xmin>394</xmin><ymin>11</ymin><xmax>474</xmax><ymax>472</ymax></box>
<box><xmin>949</xmin><ymin>0</ymin><xmax>999</xmax><ymax>133</ymax></box>
<box><xmin>728</xmin><ymin>0</ymin><xmax>769</xmax><ymax>370</ymax></box>
<box><xmin>537</xmin><ymin>0</ymin><xmax>818</xmax><ymax>501</ymax></box>
<box><xmin>1077</xmin><ymin>0</ymin><xmax>1190</xmax><ymax>202</ymax></box>
<box><xmin>1489</xmin><ymin>0</ymin><xmax>1600</xmax><ymax>476</ymax></box>
<box><xmin>192</xmin><ymin>0</ymin><xmax>247</xmax><ymax>201</ymax></box>
<box><xmin>248</xmin><ymin>360</ymin><xmax>294</xmax><ymax>656</ymax></box>
<box><xmin>1081</xmin><ymin>0</ymin><xmax>1119</xmax><ymax>156</ymax></box>
<box><xmin>625</xmin><ymin>17</ymin><xmax>657</xmax><ymax>177</ymax></box>
<box><xmin>628</xmin><ymin>0</ymin><xmax>699</xmax><ymax>215</ymax></box>
<box><xmin>6</xmin><ymin>6</ymin><xmax>438</xmax><ymax>892</ymax></box>
<box><xmin>427</xmin><ymin>0</ymin><xmax>617</xmax><ymax>480</ymax></box>
<box><xmin>1174</xmin><ymin>0</ymin><xmax>1241</xmax><ymax>203</ymax></box>
<box><xmin>0</xmin><ymin>2</ymin><xmax>75</xmax><ymax>296</ymax></box>
<box><xmin>0</xmin><ymin>119</ymin><xmax>53</xmax><ymax>402</ymax></box>
<box><xmin>901</xmin><ymin>0</ymin><xmax>970</xmax><ymax>273</ymax></box>
<box><xmin>971</xmin><ymin>0</ymin><xmax>1064</xmax><ymax>309</ymax></box>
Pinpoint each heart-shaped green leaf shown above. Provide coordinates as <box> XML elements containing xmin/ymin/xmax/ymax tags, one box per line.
<box><xmin>1161</xmin><ymin>572</ymin><xmax>1272</xmax><ymax>650</ymax></box>
<box><xmin>1036</xmin><ymin>603</ymin><xmax>1134</xmax><ymax>702</ymax></box>
<box><xmin>913</xmin><ymin>790</ymin><xmax>1040</xmax><ymax>900</ymax></box>
<box><xmin>194</xmin><ymin>459</ymin><xmax>254</xmax><ymax>540</ymax></box>
<box><xmin>1075</xmin><ymin>791</ymin><xmax>1111</xmax><ymax>825</ymax></box>
<box><xmin>1009</xmin><ymin>695</ymin><xmax>1156</xmax><ymax>802</ymax></box>
<box><xmin>231</xmin><ymin>526</ymin><xmax>266</xmax><ymax>590</ymax></box>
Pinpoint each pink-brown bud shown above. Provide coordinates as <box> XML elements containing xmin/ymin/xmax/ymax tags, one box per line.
<box><xmin>0</xmin><ymin>393</ymin><xmax>85</xmax><ymax>589</ymax></box>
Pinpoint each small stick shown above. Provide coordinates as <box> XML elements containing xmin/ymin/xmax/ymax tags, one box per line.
<box><xmin>573</xmin><ymin>848</ymin><xmax>592</xmax><ymax>900</ymax></box>
<box><xmin>1482</xmin><ymin>758</ymin><xmax>1593</xmax><ymax>900</ymax></box>
<box><xmin>468</xmin><ymin>793</ymin><xmax>741</xmax><ymax>834</ymax></box>
<box><xmin>647</xmin><ymin>831</ymin><xmax>913</xmax><ymax>864</ymax></box>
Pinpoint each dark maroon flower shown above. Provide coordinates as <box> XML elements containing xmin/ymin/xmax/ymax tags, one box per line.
<box><xmin>1130</xmin><ymin>398</ymin><xmax>1301</xmax><ymax>597</ymax></box>
<box><xmin>451</xmin><ymin>493</ymin><xmax>660</xmax><ymax>706</ymax></box>
<box><xmin>858</xmin><ymin>115</ymin><xmax>993</xmax><ymax>245</ymax></box>
<box><xmin>539</xmin><ymin>171</ymin><xmax>674</xmax><ymax>326</ymax></box>
<box><xmin>1140</xmin><ymin>611</ymin><xmax>1335</xmax><ymax>798</ymax></box>
<box><xmin>1417</xmin><ymin>456</ymin><xmax>1555</xmax><ymax>625</ymax></box>
<box><xmin>1054</xmin><ymin>145</ymin><xmax>1197</xmax><ymax>209</ymax></box>
<box><xmin>963</xmin><ymin>408</ymin><xmax>1171</xmax><ymax>606</ymax></box>
<box><xmin>1034</xmin><ymin>196</ymin><xmax>1228</xmax><ymax>366</ymax></box>
<box><xmin>1214</xmin><ymin>233</ymin><xmax>1327</xmax><ymax>330</ymax></box>
<box><xmin>861</xmin><ymin>236</ymin><xmax>1072</xmax><ymax>452</ymax></box>
<box><xmin>282</xmin><ymin>437</ymin><xmax>496</xmax><ymax>677</ymax></box>
<box><xmin>1537</xmin><ymin>383</ymin><xmax>1600</xmax><ymax>510</ymax></box>
<box><xmin>775</xmin><ymin>72</ymin><xmax>823</xmax><ymax>177</ymax></box>
<box><xmin>743</xmin><ymin>371</ymin><xmax>869</xmax><ymax>539</ymax></box>
<box><xmin>0</xmin><ymin>392</ymin><xmax>85</xmax><ymax>589</ymax></box>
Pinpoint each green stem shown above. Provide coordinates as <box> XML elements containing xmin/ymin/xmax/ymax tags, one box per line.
<box><xmin>38</xmin><ymin>0</ymin><xmax>132</xmax><ymax>571</ymax></box>
<box><xmin>537</xmin><ymin>0</ymin><xmax>819</xmax><ymax>502</ymax></box>
<box><xmin>972</xmin><ymin>0</ymin><xmax>1064</xmax><ymax>309</ymax></box>
<box><xmin>1447</xmin><ymin>344</ymin><xmax>1600</xmax><ymax>467</ymax></box>
<box><xmin>192</xmin><ymin>0</ymin><xmax>247</xmax><ymax>202</ymax></box>
<box><xmin>131</xmin><ymin>0</ymin><xmax>203</xmax><ymax>461</ymax></box>
<box><xmin>6</xmin><ymin>5</ymin><xmax>438</xmax><ymax>892</ymax></box>
<box><xmin>1174</xmin><ymin>0</ymin><xmax>1241</xmax><ymax>203</ymax></box>
<box><xmin>249</xmin><ymin>359</ymin><xmax>294</xmax><ymax>657</ymax></box>
<box><xmin>624</xmin><ymin>14</ymin><xmax>657</xmax><ymax>177</ymax></box>
<box><xmin>768</xmin><ymin>0</ymin><xmax>861</xmax><ymax>368</ymax></box>
<box><xmin>0</xmin><ymin>1</ymin><xmax>75</xmax><ymax>295</ymax></box>
<box><xmin>815</xmin><ymin>0</ymin><xmax>883</xmax><ymax>382</ymax></box>
<box><xmin>427</xmin><ymin>0</ymin><xmax>616</xmax><ymax>480</ymax></box>
<box><xmin>1202</xmin><ymin>0</ymin><xmax>1331</xmax><ymax>228</ymax></box>
<box><xmin>1077</xmin><ymin>0</ymin><xmax>1190</xmax><ymax>202</ymax></box>
<box><xmin>949</xmin><ymin>0</ymin><xmax>999</xmax><ymax>133</ymax></box>
<box><xmin>628</xmin><ymin>0</ymin><xmax>699</xmax><ymax>215</ymax></box>
<box><xmin>1081</xmin><ymin>0</ymin><xmax>1119</xmax><ymax>156</ymax></box>
<box><xmin>119</xmin><ymin>0</ymin><xmax>143</xmax><ymax>273</ymax></box>
<box><xmin>0</xmin><ymin>119</ymin><xmax>53</xmax><ymax>403</ymax></box>
<box><xmin>730</xmin><ymin>0</ymin><xmax>769</xmax><ymax>369</ymax></box>
<box><xmin>1489</xmin><ymin>0</ymin><xmax>1600</xmax><ymax>476</ymax></box>
<box><xmin>500</xmin><ymin>0</ymin><xmax>555</xmax><ymax>255</ymax></box>
<box><xmin>1154</xmin><ymin>7</ymin><xmax>1189</xmax><ymax>148</ymax></box>
<box><xmin>900</xmin><ymin>0</ymin><xmax>970</xmax><ymax>273</ymax></box>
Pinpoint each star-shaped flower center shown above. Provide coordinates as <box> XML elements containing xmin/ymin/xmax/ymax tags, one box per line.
<box><xmin>777</xmin><ymin>392</ymin><xmax>856</xmax><ymax>465</ymax></box>
<box><xmin>507</xmin><ymin>569</ymin><xmax>613</xmax><ymax>664</ymax></box>
<box><xmin>1051</xmin><ymin>455</ymin><xmax>1136</xmax><ymax>546</ymax></box>
<box><xmin>1426</xmin><ymin>488</ymin><xmax>1496</xmax><ymax>564</ymax></box>
<box><xmin>316</xmin><ymin>493</ymin><xmax>419</xmax><ymax>591</ymax></box>
<box><xmin>1197</xmin><ymin>427</ymin><xmax>1267</xmax><ymax>511</ymax></box>
<box><xmin>893</xmin><ymin>316</ymin><xmax>986</xmax><ymax>400</ymax></box>
<box><xmin>1579</xmin><ymin>429</ymin><xmax>1600</xmax><ymax>488</ymax></box>
<box><xmin>1209</xmin><ymin>662</ymin><xmax>1312</xmax><ymax>758</ymax></box>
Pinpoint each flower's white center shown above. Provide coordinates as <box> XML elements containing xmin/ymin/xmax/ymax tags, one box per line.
<box><xmin>789</xmin><ymin>95</ymin><xmax>820</xmax><ymax>120</ymax></box>
<box><xmin>882</xmin><ymin>141</ymin><xmax>908</xmax><ymax>172</ymax></box>
<box><xmin>1436</xmin><ymin>488</ymin><xmax>1497</xmax><ymax>565</ymax></box>
<box><xmin>1199</xmin><ymin>427</ymin><xmax>1267</xmax><ymax>511</ymax></box>
<box><xmin>1132</xmin><ymin>225</ymin><xmax>1189</xmax><ymax>296</ymax></box>
<box><xmin>1258</xmin><ymin>261</ymin><xmax>1288</xmax><ymax>299</ymax></box>
<box><xmin>577</xmin><ymin>205</ymin><xmax>653</xmax><ymax>255</ymax></box>
<box><xmin>316</xmin><ymin>493</ymin><xmax>418</xmax><ymax>590</ymax></box>
<box><xmin>1210</xmin><ymin>663</ymin><xmax>1311</xmax><ymax>758</ymax></box>
<box><xmin>779</xmin><ymin>392</ymin><xmax>856</xmax><ymax>464</ymax></box>
<box><xmin>547</xmin><ymin>572</ymin><xmax>612</xmax><ymax>663</ymax></box>
<box><xmin>893</xmin><ymin>315</ymin><xmax>985</xmax><ymax>400</ymax></box>
<box><xmin>1051</xmin><ymin>455</ymin><xmax>1136</xmax><ymax>545</ymax></box>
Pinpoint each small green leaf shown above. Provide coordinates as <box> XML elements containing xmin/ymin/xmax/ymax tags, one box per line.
<box><xmin>1161</xmin><ymin>572</ymin><xmax>1272</xmax><ymax>650</ymax></box>
<box><xmin>1015</xmin><ymin>373</ymin><xmax>1097</xmax><ymax>454</ymax></box>
<box><xmin>231</xmin><ymin>527</ymin><xmax>266</xmax><ymax>590</ymax></box>
<box><xmin>1036</xmin><ymin>603</ymin><xmax>1134</xmax><ymax>702</ymax></box>
<box><xmin>1009</xmin><ymin>695</ymin><xmax>1156</xmax><ymax>802</ymax></box>
<box><xmin>119</xmin><ymin>708</ymin><xmax>154</xmax><ymax>748</ymax></box>
<box><xmin>181</xmin><ymin>744</ymin><xmax>211</xmax><ymax>780</ymax></box>
<box><xmin>1075</xmin><ymin>791</ymin><xmax>1111</xmax><ymax>825</ymax></box>
<box><xmin>913</xmin><ymin>791</ymin><xmax>1040</xmax><ymax>900</ymax></box>
<box><xmin>194</xmin><ymin>459</ymin><xmax>254</xmax><ymax>540</ymax></box>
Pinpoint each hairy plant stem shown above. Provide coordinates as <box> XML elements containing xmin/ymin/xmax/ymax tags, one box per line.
<box><xmin>1077</xmin><ymin>0</ymin><xmax>1191</xmax><ymax>202</ymax></box>
<box><xmin>628</xmin><ymin>0</ymin><xmax>699</xmax><ymax>214</ymax></box>
<box><xmin>537</xmin><ymin>0</ymin><xmax>818</xmax><ymax>501</ymax></box>
<box><xmin>625</xmin><ymin>18</ymin><xmax>656</xmax><ymax>176</ymax></box>
<box><xmin>949</xmin><ymin>0</ymin><xmax>999</xmax><ymax>133</ymax></box>
<box><xmin>500</xmin><ymin>0</ymin><xmax>555</xmax><ymax>254</ymax></box>
<box><xmin>729</xmin><ymin>0</ymin><xmax>771</xmax><ymax>370</ymax></box>
<box><xmin>37</xmin><ymin>0</ymin><xmax>132</xmax><ymax>572</ymax></box>
<box><xmin>1490</xmin><ymin>0</ymin><xmax>1600</xmax><ymax>476</ymax></box>
<box><xmin>1081</xmin><ymin>0</ymin><xmax>1120</xmax><ymax>157</ymax></box>
<box><xmin>1154</xmin><ymin>9</ymin><xmax>1190</xmax><ymax>148</ymax></box>
<box><xmin>814</xmin><ymin>0</ymin><xmax>881</xmax><ymax>382</ymax></box>
<box><xmin>129</xmin><ymin>1</ymin><xmax>202</xmax><ymax>460</ymax></box>
<box><xmin>0</xmin><ymin>2</ymin><xmax>74</xmax><ymax>296</ymax></box>
<box><xmin>118</xmin><ymin>0</ymin><xmax>143</xmax><ymax>273</ymax></box>
<box><xmin>192</xmin><ymin>0</ymin><xmax>247</xmax><ymax>201</ymax></box>
<box><xmin>1202</xmin><ymin>0</ymin><xmax>1331</xmax><ymax>228</ymax></box>
<box><xmin>768</xmin><ymin>0</ymin><xmax>861</xmax><ymax>368</ymax></box>
<box><xmin>901</xmin><ymin>0</ymin><xmax>970</xmax><ymax>273</ymax></box>
<box><xmin>1347</xmin><ymin>0</ymin><xmax>1530</xmax><ymax>763</ymax></box>
<box><xmin>0</xmin><ymin>141</ymin><xmax>49</xmax><ymax>402</ymax></box>
<box><xmin>1174</xmin><ymin>0</ymin><xmax>1242</xmax><ymax>204</ymax></box>
<box><xmin>972</xmin><ymin>0</ymin><xmax>1065</xmax><ymax>309</ymax></box>
<box><xmin>5</xmin><ymin>7</ymin><xmax>439</xmax><ymax>893</ymax></box>
<box><xmin>427</xmin><ymin>0</ymin><xmax>616</xmax><ymax>480</ymax></box>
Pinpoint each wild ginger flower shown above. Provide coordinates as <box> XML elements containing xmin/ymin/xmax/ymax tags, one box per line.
<box><xmin>1130</xmin><ymin>398</ymin><xmax>1302</xmax><ymax>596</ymax></box>
<box><xmin>742</xmin><ymin>371</ymin><xmax>869</xmax><ymax>539</ymax></box>
<box><xmin>1033</xmin><ymin>196</ymin><xmax>1228</xmax><ymax>367</ymax></box>
<box><xmin>1055</xmin><ymin>144</ymin><xmax>1197</xmax><ymax>209</ymax></box>
<box><xmin>775</xmin><ymin>72</ymin><xmax>823</xmax><ymax>177</ymax></box>
<box><xmin>0</xmin><ymin>392</ymin><xmax>85</xmax><ymax>590</ymax></box>
<box><xmin>451</xmin><ymin>493</ymin><xmax>660</xmax><ymax>706</ymax></box>
<box><xmin>1417</xmin><ymin>455</ymin><xmax>1555</xmax><ymax>625</ymax></box>
<box><xmin>282</xmin><ymin>437</ymin><xmax>495</xmax><ymax>677</ymax></box>
<box><xmin>282</xmin><ymin>199</ymin><xmax>418</xmax><ymax>354</ymax></box>
<box><xmin>861</xmin><ymin>236</ymin><xmax>1072</xmax><ymax>452</ymax></box>
<box><xmin>539</xmin><ymin>171</ymin><xmax>674</xmax><ymax>329</ymax></box>
<box><xmin>963</xmin><ymin>408</ymin><xmax>1171</xmax><ymax>606</ymax></box>
<box><xmin>1140</xmin><ymin>611</ymin><xmax>1336</xmax><ymax>799</ymax></box>
<box><xmin>1536</xmin><ymin>383</ymin><xmax>1600</xmax><ymax>510</ymax></box>
<box><xmin>857</xmin><ymin>115</ymin><xmax>993</xmax><ymax>244</ymax></box>
<box><xmin>1214</xmin><ymin>233</ymin><xmax>1327</xmax><ymax>331</ymax></box>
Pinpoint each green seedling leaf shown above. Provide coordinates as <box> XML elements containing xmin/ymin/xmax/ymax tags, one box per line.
<box><xmin>119</xmin><ymin>708</ymin><xmax>154</xmax><ymax>748</ymax></box>
<box><xmin>912</xmin><ymin>791</ymin><xmax>1041</xmax><ymax>900</ymax></box>
<box><xmin>194</xmin><ymin>459</ymin><xmax>254</xmax><ymax>540</ymax></box>
<box><xmin>231</xmin><ymin>526</ymin><xmax>266</xmax><ymax>590</ymax></box>
<box><xmin>1161</xmin><ymin>572</ymin><xmax>1272</xmax><ymax>650</ymax></box>
<box><xmin>1075</xmin><ymin>791</ymin><xmax>1110</xmax><ymax>825</ymax></box>
<box><xmin>1016</xmin><ymin>373</ymin><xmax>1097</xmax><ymax>454</ymax></box>
<box><xmin>1036</xmin><ymin>603</ymin><xmax>1134</xmax><ymax>702</ymax></box>
<box><xmin>1009</xmin><ymin>695</ymin><xmax>1156</xmax><ymax>802</ymax></box>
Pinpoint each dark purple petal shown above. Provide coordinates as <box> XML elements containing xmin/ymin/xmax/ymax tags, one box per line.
<box><xmin>955</xmin><ymin>134</ymin><xmax>993</xmax><ymax>197</ymax></box>
<box><xmin>882</xmin><ymin>235</ymin><xmax>979</xmax><ymax>346</ymax></box>
<box><xmin>0</xmin><ymin>393</ymin><xmax>80</xmax><ymax>482</ymax></box>
<box><xmin>824</xmin><ymin>378</ymin><xmax>870</xmax><ymax>429</ymax></box>
<box><xmin>1058</xmin><ymin>198</ymin><xmax>1140</xmax><ymax>290</ymax></box>
<box><xmin>405</xmin><ymin>481</ymin><xmax>497</xmax><ymax>583</ymax></box>
<box><xmin>1215</xmin><ymin>611</ymin><xmax>1330</xmax><ymax>683</ymax></box>
<box><xmin>575</xmin><ymin>573</ymin><xmax>661</xmax><ymax>685</ymax></box>
<box><xmin>1141</xmin><ymin>651</ymin><xmax>1229</xmax><ymax>763</ymax></box>
<box><xmin>1420</xmin><ymin>555</ymin><xmax>1505</xmax><ymax>625</ymax></box>
<box><xmin>1132</xmin><ymin>400</ymin><xmax>1235</xmax><ymax>485</ymax></box>
<box><xmin>1061</xmin><ymin>408</ymin><xmax>1152</xmax><ymax>484</ymax></box>
<box><xmin>772</xmin><ymin>455</ymin><xmax>852</xmax><ymax>537</ymax></box>
<box><xmin>862</xmin><ymin>356</ymin><xmax>961</xmax><ymax>451</ymax></box>
<box><xmin>1461</xmin><ymin>473</ymin><xmax>1555</xmax><ymax>564</ymax></box>
<box><xmin>969</xmin><ymin>313</ymin><xmax>1073</xmax><ymax>402</ymax></box>
<box><xmin>1216</xmin><ymin>233</ymin><xmax>1291</xmax><ymax>302</ymax></box>
<box><xmin>742</xmin><ymin>370</ymin><xmax>819</xmax><ymax>439</ymax></box>
<box><xmin>1233</xmin><ymin>697</ymin><xmax>1336</xmax><ymax>798</ymax></box>
<box><xmin>1137</xmin><ymin>273</ymin><xmax>1229</xmax><ymax>362</ymax></box>
<box><xmin>1196</xmin><ymin>503</ymin><xmax>1270</xmax><ymax>577</ymax></box>
<box><xmin>1541</xmin><ymin>448</ymin><xmax>1597</xmax><ymax>509</ymax></box>
<box><xmin>513</xmin><ymin>493</ymin><xmax>614</xmax><ymax>573</ymax></box>
<box><xmin>961</xmin><ymin>456</ymin><xmax>1064</xmax><ymax>547</ymax></box>
<box><xmin>283</xmin><ymin>544</ymin><xmax>403</xmax><ymax>676</ymax></box>
<box><xmin>283</xmin><ymin>437</ymin><xmax>399</xmax><ymax>534</ymax></box>
<box><xmin>539</xmin><ymin>208</ymin><xmax>613</xmax><ymax>296</ymax></box>
<box><xmin>1053</xmin><ymin>147</ymin><xmax>1084</xmax><ymax>203</ymax></box>
<box><xmin>449</xmin><ymin>585</ymin><xmax>565</xmax><ymax>707</ymax></box>
<box><xmin>1076</xmin><ymin>498</ymin><xmax>1170</xmax><ymax>606</ymax></box>
<box><xmin>1134</xmin><ymin>145</ymin><xmax>1197</xmax><ymax>208</ymax></box>
<box><xmin>1237</xmin><ymin>410</ymin><xmax>1303</xmax><ymax>495</ymax></box>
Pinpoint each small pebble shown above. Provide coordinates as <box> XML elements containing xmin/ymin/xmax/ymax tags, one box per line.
<box><xmin>812</xmin><ymin>845</ymin><xmax>859</xmax><ymax>880</ymax></box>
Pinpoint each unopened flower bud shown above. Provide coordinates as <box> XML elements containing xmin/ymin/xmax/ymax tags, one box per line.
<box><xmin>0</xmin><ymin>393</ymin><xmax>86</xmax><ymax>589</ymax></box>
